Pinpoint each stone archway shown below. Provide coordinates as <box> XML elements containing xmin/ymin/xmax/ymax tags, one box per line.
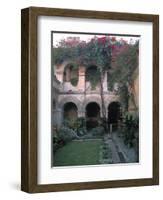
<box><xmin>58</xmin><ymin>96</ymin><xmax>83</xmax><ymax>122</ymax></box>
<box><xmin>63</xmin><ymin>102</ymin><xmax>78</xmax><ymax>120</ymax></box>
<box><xmin>108</xmin><ymin>101</ymin><xmax>121</xmax><ymax>125</ymax></box>
<box><xmin>83</xmin><ymin>96</ymin><xmax>101</xmax><ymax>111</ymax></box>
<box><xmin>86</xmin><ymin>102</ymin><xmax>101</xmax><ymax>129</ymax></box>
<box><xmin>59</xmin><ymin>96</ymin><xmax>81</xmax><ymax>111</ymax></box>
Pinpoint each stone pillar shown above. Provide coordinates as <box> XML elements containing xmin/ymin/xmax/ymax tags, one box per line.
<box><xmin>53</xmin><ymin>108</ymin><xmax>63</xmax><ymax>129</ymax></box>
<box><xmin>100</xmin><ymin>110</ymin><xmax>103</xmax><ymax>118</ymax></box>
<box><xmin>106</xmin><ymin>109</ymin><xmax>108</xmax><ymax>120</ymax></box>
<box><xmin>65</xmin><ymin>67</ymin><xmax>71</xmax><ymax>81</ymax></box>
<box><xmin>78</xmin><ymin>109</ymin><xmax>85</xmax><ymax>118</ymax></box>
<box><xmin>103</xmin><ymin>71</ymin><xmax>108</xmax><ymax>92</ymax></box>
<box><xmin>77</xmin><ymin>66</ymin><xmax>85</xmax><ymax>92</ymax></box>
<box><xmin>54</xmin><ymin>64</ymin><xmax>64</xmax><ymax>82</ymax></box>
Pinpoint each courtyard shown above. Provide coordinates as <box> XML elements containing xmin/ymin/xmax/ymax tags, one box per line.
<box><xmin>53</xmin><ymin>130</ymin><xmax>139</xmax><ymax>167</ymax></box>
<box><xmin>52</xmin><ymin>33</ymin><xmax>139</xmax><ymax>167</ymax></box>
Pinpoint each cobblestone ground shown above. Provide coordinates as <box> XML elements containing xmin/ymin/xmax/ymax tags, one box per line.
<box><xmin>104</xmin><ymin>132</ymin><xmax>138</xmax><ymax>164</ymax></box>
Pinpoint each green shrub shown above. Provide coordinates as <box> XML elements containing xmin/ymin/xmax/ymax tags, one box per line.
<box><xmin>122</xmin><ymin>113</ymin><xmax>139</xmax><ymax>147</ymax></box>
<box><xmin>63</xmin><ymin>118</ymin><xmax>86</xmax><ymax>135</ymax></box>
<box><xmin>53</xmin><ymin>136</ymin><xmax>65</xmax><ymax>153</ymax></box>
<box><xmin>58</xmin><ymin>126</ymin><xmax>78</xmax><ymax>143</ymax></box>
<box><xmin>99</xmin><ymin>143</ymin><xmax>113</xmax><ymax>164</ymax></box>
<box><xmin>77</xmin><ymin>127</ymin><xmax>87</xmax><ymax>137</ymax></box>
<box><xmin>77</xmin><ymin>117</ymin><xmax>86</xmax><ymax>127</ymax></box>
<box><xmin>90</xmin><ymin>126</ymin><xmax>105</xmax><ymax>136</ymax></box>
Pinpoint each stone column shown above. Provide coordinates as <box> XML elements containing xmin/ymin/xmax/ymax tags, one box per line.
<box><xmin>103</xmin><ymin>71</ymin><xmax>108</xmax><ymax>92</ymax></box>
<box><xmin>77</xmin><ymin>66</ymin><xmax>85</xmax><ymax>92</ymax></box>
<box><xmin>100</xmin><ymin>110</ymin><xmax>103</xmax><ymax>118</ymax></box>
<box><xmin>78</xmin><ymin>109</ymin><xmax>85</xmax><ymax>118</ymax></box>
<box><xmin>106</xmin><ymin>109</ymin><xmax>108</xmax><ymax>120</ymax></box>
<box><xmin>53</xmin><ymin>108</ymin><xmax>63</xmax><ymax>129</ymax></box>
<box><xmin>65</xmin><ymin>67</ymin><xmax>71</xmax><ymax>81</ymax></box>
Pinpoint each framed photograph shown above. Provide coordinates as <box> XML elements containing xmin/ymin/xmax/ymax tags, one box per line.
<box><xmin>21</xmin><ymin>7</ymin><xmax>159</xmax><ymax>193</ymax></box>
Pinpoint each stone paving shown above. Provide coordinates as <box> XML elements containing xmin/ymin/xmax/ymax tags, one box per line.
<box><xmin>103</xmin><ymin>135</ymin><xmax>120</xmax><ymax>163</ymax></box>
<box><xmin>104</xmin><ymin>132</ymin><xmax>138</xmax><ymax>164</ymax></box>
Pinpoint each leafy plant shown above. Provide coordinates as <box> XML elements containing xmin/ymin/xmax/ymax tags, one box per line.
<box><xmin>58</xmin><ymin>126</ymin><xmax>78</xmax><ymax>143</ymax></box>
<box><xmin>86</xmin><ymin>66</ymin><xmax>100</xmax><ymax>90</ymax></box>
<box><xmin>99</xmin><ymin>143</ymin><xmax>113</xmax><ymax>164</ymax></box>
<box><xmin>122</xmin><ymin>113</ymin><xmax>139</xmax><ymax>147</ymax></box>
<box><xmin>107</xmin><ymin>42</ymin><xmax>139</xmax><ymax>111</ymax></box>
<box><xmin>63</xmin><ymin>118</ymin><xmax>86</xmax><ymax>135</ymax></box>
<box><xmin>53</xmin><ymin>136</ymin><xmax>65</xmax><ymax>153</ymax></box>
<box><xmin>70</xmin><ymin>77</ymin><xmax>78</xmax><ymax>86</ymax></box>
<box><xmin>53</xmin><ymin>36</ymin><xmax>114</xmax><ymax>68</ymax></box>
<box><xmin>89</xmin><ymin>126</ymin><xmax>105</xmax><ymax>137</ymax></box>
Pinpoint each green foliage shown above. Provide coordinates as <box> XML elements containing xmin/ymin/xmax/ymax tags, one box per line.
<box><xmin>108</xmin><ymin>43</ymin><xmax>138</xmax><ymax>85</ymax></box>
<box><xmin>122</xmin><ymin>113</ymin><xmax>139</xmax><ymax>147</ymax></box>
<box><xmin>118</xmin><ymin>84</ymin><xmax>129</xmax><ymax>111</ymax></box>
<box><xmin>64</xmin><ymin>118</ymin><xmax>81</xmax><ymax>131</ymax></box>
<box><xmin>70</xmin><ymin>77</ymin><xmax>78</xmax><ymax>86</ymax></box>
<box><xmin>86</xmin><ymin>66</ymin><xmax>101</xmax><ymax>89</ymax></box>
<box><xmin>53</xmin><ymin>36</ymin><xmax>113</xmax><ymax>69</ymax></box>
<box><xmin>89</xmin><ymin>126</ymin><xmax>105</xmax><ymax>137</ymax></box>
<box><xmin>58</xmin><ymin>126</ymin><xmax>78</xmax><ymax>143</ymax></box>
<box><xmin>99</xmin><ymin>143</ymin><xmax>113</xmax><ymax>164</ymax></box>
<box><xmin>108</xmin><ymin>42</ymin><xmax>139</xmax><ymax>110</ymax></box>
<box><xmin>53</xmin><ymin>136</ymin><xmax>66</xmax><ymax>153</ymax></box>
<box><xmin>63</xmin><ymin>118</ymin><xmax>87</xmax><ymax>137</ymax></box>
<box><xmin>53</xmin><ymin>36</ymin><xmax>139</xmax><ymax>111</ymax></box>
<box><xmin>77</xmin><ymin>117</ymin><xmax>86</xmax><ymax>127</ymax></box>
<box><xmin>52</xmin><ymin>46</ymin><xmax>78</xmax><ymax>65</ymax></box>
<box><xmin>68</xmin><ymin>62</ymin><xmax>78</xmax><ymax>69</ymax></box>
<box><xmin>77</xmin><ymin>118</ymin><xmax>87</xmax><ymax>133</ymax></box>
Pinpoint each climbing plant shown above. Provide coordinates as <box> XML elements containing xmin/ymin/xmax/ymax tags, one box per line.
<box><xmin>86</xmin><ymin>66</ymin><xmax>100</xmax><ymax>90</ymax></box>
<box><xmin>52</xmin><ymin>36</ymin><xmax>114</xmax><ymax>69</ymax></box>
<box><xmin>53</xmin><ymin>36</ymin><xmax>139</xmax><ymax>119</ymax></box>
<box><xmin>107</xmin><ymin>41</ymin><xmax>139</xmax><ymax>111</ymax></box>
<box><xmin>64</xmin><ymin>63</ymin><xmax>79</xmax><ymax>86</ymax></box>
<box><xmin>70</xmin><ymin>77</ymin><xmax>78</xmax><ymax>86</ymax></box>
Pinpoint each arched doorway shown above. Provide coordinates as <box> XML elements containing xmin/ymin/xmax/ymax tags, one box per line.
<box><xmin>108</xmin><ymin>102</ymin><xmax>121</xmax><ymax>129</ymax></box>
<box><xmin>86</xmin><ymin>102</ymin><xmax>100</xmax><ymax>129</ymax></box>
<box><xmin>63</xmin><ymin>102</ymin><xmax>78</xmax><ymax>121</ymax></box>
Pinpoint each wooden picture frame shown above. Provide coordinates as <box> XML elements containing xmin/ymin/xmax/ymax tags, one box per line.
<box><xmin>21</xmin><ymin>7</ymin><xmax>159</xmax><ymax>193</ymax></box>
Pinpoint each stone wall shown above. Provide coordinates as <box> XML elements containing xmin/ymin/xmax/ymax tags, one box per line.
<box><xmin>52</xmin><ymin>61</ymin><xmax>120</xmax><ymax>127</ymax></box>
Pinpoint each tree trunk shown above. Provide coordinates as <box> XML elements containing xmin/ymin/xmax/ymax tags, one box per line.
<box><xmin>100</xmin><ymin>71</ymin><xmax>108</xmax><ymax>132</ymax></box>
